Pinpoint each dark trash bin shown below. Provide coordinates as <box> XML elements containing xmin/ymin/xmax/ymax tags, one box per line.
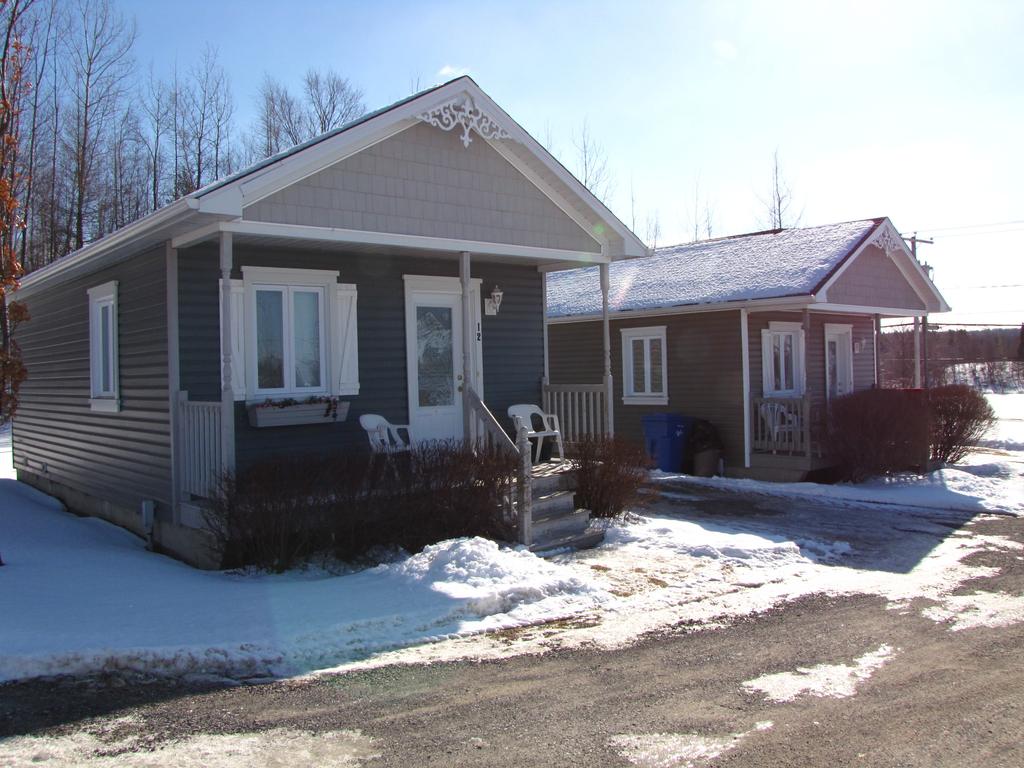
<box><xmin>641</xmin><ymin>413</ymin><xmax>694</xmax><ymax>472</ymax></box>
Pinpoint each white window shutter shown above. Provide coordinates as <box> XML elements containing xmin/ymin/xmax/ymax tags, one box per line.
<box><xmin>334</xmin><ymin>283</ymin><xmax>359</xmax><ymax>395</ymax></box>
<box><xmin>219</xmin><ymin>278</ymin><xmax>246</xmax><ymax>400</ymax></box>
<box><xmin>760</xmin><ymin>329</ymin><xmax>773</xmax><ymax>395</ymax></box>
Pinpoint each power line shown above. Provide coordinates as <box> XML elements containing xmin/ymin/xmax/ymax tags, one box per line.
<box><xmin>907</xmin><ymin>219</ymin><xmax>1024</xmax><ymax>233</ymax></box>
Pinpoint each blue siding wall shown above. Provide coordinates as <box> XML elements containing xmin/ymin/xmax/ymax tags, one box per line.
<box><xmin>177</xmin><ymin>244</ymin><xmax>544</xmax><ymax>470</ymax></box>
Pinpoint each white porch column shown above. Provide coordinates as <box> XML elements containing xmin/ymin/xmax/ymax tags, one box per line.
<box><xmin>219</xmin><ymin>232</ymin><xmax>236</xmax><ymax>477</ymax></box>
<box><xmin>740</xmin><ymin>308</ymin><xmax>751</xmax><ymax>469</ymax></box>
<box><xmin>600</xmin><ymin>262</ymin><xmax>614</xmax><ymax>436</ymax></box>
<box><xmin>166</xmin><ymin>242</ymin><xmax>182</xmax><ymax>519</ymax></box>
<box><xmin>873</xmin><ymin>313</ymin><xmax>881</xmax><ymax>387</ymax></box>
<box><xmin>913</xmin><ymin>316</ymin><xmax>922</xmax><ymax>388</ymax></box>
<box><xmin>460</xmin><ymin>251</ymin><xmax>473</xmax><ymax>441</ymax></box>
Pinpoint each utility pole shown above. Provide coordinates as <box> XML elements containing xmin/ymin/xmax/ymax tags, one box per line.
<box><xmin>903</xmin><ymin>233</ymin><xmax>934</xmax><ymax>388</ymax></box>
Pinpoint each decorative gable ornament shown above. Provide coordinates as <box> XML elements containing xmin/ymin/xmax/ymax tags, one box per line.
<box><xmin>870</xmin><ymin>223</ymin><xmax>905</xmax><ymax>256</ymax></box>
<box><xmin>417</xmin><ymin>93</ymin><xmax>512</xmax><ymax>148</ymax></box>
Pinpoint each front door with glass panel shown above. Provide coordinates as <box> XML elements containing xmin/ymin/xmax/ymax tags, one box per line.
<box><xmin>825</xmin><ymin>324</ymin><xmax>854</xmax><ymax>400</ymax></box>
<box><xmin>405</xmin><ymin>289</ymin><xmax>465</xmax><ymax>443</ymax></box>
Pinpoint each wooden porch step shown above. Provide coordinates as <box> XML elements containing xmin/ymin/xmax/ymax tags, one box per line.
<box><xmin>532</xmin><ymin>489</ymin><xmax>577</xmax><ymax>520</ymax></box>
<box><xmin>531</xmin><ymin>461</ymin><xmax>576</xmax><ymax>495</ymax></box>
<box><xmin>530</xmin><ymin>526</ymin><xmax>605</xmax><ymax>554</ymax></box>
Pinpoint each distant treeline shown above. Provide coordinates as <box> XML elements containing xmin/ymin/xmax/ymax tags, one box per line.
<box><xmin>880</xmin><ymin>326</ymin><xmax>1024</xmax><ymax>389</ymax></box>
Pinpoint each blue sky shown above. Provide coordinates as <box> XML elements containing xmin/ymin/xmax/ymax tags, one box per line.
<box><xmin>126</xmin><ymin>0</ymin><xmax>1023</xmax><ymax>327</ymax></box>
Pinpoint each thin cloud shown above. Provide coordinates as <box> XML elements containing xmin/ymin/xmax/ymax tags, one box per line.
<box><xmin>437</xmin><ymin>65</ymin><xmax>471</xmax><ymax>80</ymax></box>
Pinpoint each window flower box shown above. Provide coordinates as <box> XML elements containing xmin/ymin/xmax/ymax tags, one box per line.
<box><xmin>247</xmin><ymin>397</ymin><xmax>350</xmax><ymax>428</ymax></box>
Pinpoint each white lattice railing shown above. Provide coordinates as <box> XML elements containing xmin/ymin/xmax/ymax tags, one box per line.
<box><xmin>178</xmin><ymin>392</ymin><xmax>222</xmax><ymax>499</ymax></box>
<box><xmin>543</xmin><ymin>383</ymin><xmax>608</xmax><ymax>442</ymax></box>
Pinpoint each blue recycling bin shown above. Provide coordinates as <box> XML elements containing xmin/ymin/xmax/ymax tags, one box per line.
<box><xmin>641</xmin><ymin>413</ymin><xmax>694</xmax><ymax>472</ymax></box>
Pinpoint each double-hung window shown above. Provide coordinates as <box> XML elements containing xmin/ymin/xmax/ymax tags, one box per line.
<box><xmin>621</xmin><ymin>326</ymin><xmax>668</xmax><ymax>405</ymax></box>
<box><xmin>87</xmin><ymin>281</ymin><xmax>120</xmax><ymax>412</ymax></box>
<box><xmin>761</xmin><ymin>321</ymin><xmax>805</xmax><ymax>397</ymax></box>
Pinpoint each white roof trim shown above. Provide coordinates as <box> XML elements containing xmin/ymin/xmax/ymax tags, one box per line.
<box><xmin>21</xmin><ymin>77</ymin><xmax>638</xmax><ymax>294</ymax></box>
<box><xmin>203</xmin><ymin>78</ymin><xmax>641</xmax><ymax>258</ymax></box>
<box><xmin>548</xmin><ymin>295</ymin><xmax>813</xmax><ymax>324</ymax></box>
<box><xmin>817</xmin><ymin>218</ymin><xmax>950</xmax><ymax>312</ymax></box>
<box><xmin>18</xmin><ymin>197</ymin><xmax>196</xmax><ymax>293</ymax></box>
<box><xmin>172</xmin><ymin>220</ymin><xmax>610</xmax><ymax>265</ymax></box>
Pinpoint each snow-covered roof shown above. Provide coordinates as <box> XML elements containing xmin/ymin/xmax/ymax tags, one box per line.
<box><xmin>546</xmin><ymin>219</ymin><xmax>882</xmax><ymax>318</ymax></box>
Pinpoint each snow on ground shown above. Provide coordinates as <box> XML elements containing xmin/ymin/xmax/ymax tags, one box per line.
<box><xmin>922</xmin><ymin>590</ymin><xmax>1024</xmax><ymax>631</ymax></box>
<box><xmin>0</xmin><ymin>480</ymin><xmax>609</xmax><ymax>682</ymax></box>
<box><xmin>1</xmin><ymin>392</ymin><xmax>1022</xmax><ymax>683</ymax></box>
<box><xmin>742</xmin><ymin>645</ymin><xmax>896</xmax><ymax>703</ymax></box>
<box><xmin>656</xmin><ymin>393</ymin><xmax>1024</xmax><ymax>517</ymax></box>
<box><xmin>0</xmin><ymin>721</ymin><xmax>379</xmax><ymax>767</ymax></box>
<box><xmin>609</xmin><ymin>722</ymin><xmax>773</xmax><ymax>768</ymax></box>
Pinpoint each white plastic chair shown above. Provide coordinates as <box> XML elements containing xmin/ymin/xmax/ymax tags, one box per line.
<box><xmin>359</xmin><ymin>414</ymin><xmax>412</xmax><ymax>454</ymax></box>
<box><xmin>758</xmin><ymin>401</ymin><xmax>794</xmax><ymax>452</ymax></box>
<box><xmin>507</xmin><ymin>404</ymin><xmax>565</xmax><ymax>464</ymax></box>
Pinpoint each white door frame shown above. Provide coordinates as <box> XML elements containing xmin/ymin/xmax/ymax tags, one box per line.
<box><xmin>824</xmin><ymin>322</ymin><xmax>854</xmax><ymax>400</ymax></box>
<box><xmin>403</xmin><ymin>275</ymin><xmax>483</xmax><ymax>442</ymax></box>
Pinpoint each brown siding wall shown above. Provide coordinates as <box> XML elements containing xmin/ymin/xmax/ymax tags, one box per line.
<box><xmin>827</xmin><ymin>244</ymin><xmax>926</xmax><ymax>310</ymax></box>
<box><xmin>245</xmin><ymin>122</ymin><xmax>600</xmax><ymax>254</ymax></box>
<box><xmin>548</xmin><ymin>310</ymin><xmax>745</xmax><ymax>466</ymax></box>
<box><xmin>748</xmin><ymin>311</ymin><xmax>877</xmax><ymax>413</ymax></box>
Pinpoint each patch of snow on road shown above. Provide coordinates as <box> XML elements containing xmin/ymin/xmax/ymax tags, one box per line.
<box><xmin>742</xmin><ymin>644</ymin><xmax>896</xmax><ymax>702</ymax></box>
<box><xmin>609</xmin><ymin>722</ymin><xmax>773</xmax><ymax>768</ymax></box>
<box><xmin>922</xmin><ymin>590</ymin><xmax>1024</xmax><ymax>631</ymax></box>
<box><xmin>0</xmin><ymin>726</ymin><xmax>379</xmax><ymax>767</ymax></box>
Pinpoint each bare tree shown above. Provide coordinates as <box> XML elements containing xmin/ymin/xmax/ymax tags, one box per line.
<box><xmin>758</xmin><ymin>148</ymin><xmax>801</xmax><ymax>229</ymax></box>
<box><xmin>63</xmin><ymin>0</ymin><xmax>136</xmax><ymax>248</ymax></box>
<box><xmin>176</xmin><ymin>44</ymin><xmax>231</xmax><ymax>194</ymax></box>
<box><xmin>1</xmin><ymin>0</ymin><xmax>33</xmax><ymax>422</ymax></box>
<box><xmin>645</xmin><ymin>211</ymin><xmax>661</xmax><ymax>251</ymax></box>
<box><xmin>303</xmin><ymin>68</ymin><xmax>363</xmax><ymax>135</ymax></box>
<box><xmin>572</xmin><ymin>119</ymin><xmax>613</xmax><ymax>202</ymax></box>
<box><xmin>140</xmin><ymin>66</ymin><xmax>170</xmax><ymax>209</ymax></box>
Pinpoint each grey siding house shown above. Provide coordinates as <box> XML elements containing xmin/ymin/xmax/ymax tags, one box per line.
<box><xmin>545</xmin><ymin>219</ymin><xmax>950</xmax><ymax>481</ymax></box>
<box><xmin>12</xmin><ymin>77</ymin><xmax>646</xmax><ymax>565</ymax></box>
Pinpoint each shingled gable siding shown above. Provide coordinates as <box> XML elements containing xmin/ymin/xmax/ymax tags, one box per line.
<box><xmin>548</xmin><ymin>311</ymin><xmax>746</xmax><ymax>468</ymax></box>
<box><xmin>747</xmin><ymin>311</ymin><xmax>876</xmax><ymax>415</ymax></box>
<box><xmin>826</xmin><ymin>244</ymin><xmax>926</xmax><ymax>310</ymax></box>
<box><xmin>243</xmin><ymin>121</ymin><xmax>601</xmax><ymax>254</ymax></box>
<box><xmin>177</xmin><ymin>243</ymin><xmax>544</xmax><ymax>470</ymax></box>
<box><xmin>13</xmin><ymin>246</ymin><xmax>172</xmax><ymax>526</ymax></box>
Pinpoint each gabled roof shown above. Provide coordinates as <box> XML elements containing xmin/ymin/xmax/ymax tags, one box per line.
<box><xmin>546</xmin><ymin>217</ymin><xmax>950</xmax><ymax>319</ymax></box>
<box><xmin>20</xmin><ymin>77</ymin><xmax>646</xmax><ymax>295</ymax></box>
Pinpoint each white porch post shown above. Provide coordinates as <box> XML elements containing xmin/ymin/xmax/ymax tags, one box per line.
<box><xmin>913</xmin><ymin>316</ymin><xmax>922</xmax><ymax>388</ymax></box>
<box><xmin>600</xmin><ymin>262</ymin><xmax>613</xmax><ymax>436</ymax></box>
<box><xmin>740</xmin><ymin>308</ymin><xmax>751</xmax><ymax>469</ymax></box>
<box><xmin>460</xmin><ymin>251</ymin><xmax>473</xmax><ymax>441</ymax></box>
<box><xmin>219</xmin><ymin>232</ymin><xmax>236</xmax><ymax>477</ymax></box>
<box><xmin>873</xmin><ymin>313</ymin><xmax>881</xmax><ymax>387</ymax></box>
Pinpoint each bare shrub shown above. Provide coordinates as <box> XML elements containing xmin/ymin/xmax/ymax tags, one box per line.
<box><xmin>205</xmin><ymin>443</ymin><xmax>518</xmax><ymax>572</ymax></box>
<box><xmin>570</xmin><ymin>436</ymin><xmax>651</xmax><ymax>518</ymax></box>
<box><xmin>826</xmin><ymin>389</ymin><xmax>930</xmax><ymax>482</ymax></box>
<box><xmin>929</xmin><ymin>385</ymin><xmax>997</xmax><ymax>464</ymax></box>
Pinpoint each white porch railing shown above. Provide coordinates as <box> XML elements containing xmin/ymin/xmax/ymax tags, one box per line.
<box><xmin>465</xmin><ymin>387</ymin><xmax>533</xmax><ymax>544</ymax></box>
<box><xmin>752</xmin><ymin>396</ymin><xmax>811</xmax><ymax>455</ymax></box>
<box><xmin>178</xmin><ymin>392</ymin><xmax>222</xmax><ymax>499</ymax></box>
<box><xmin>543</xmin><ymin>383</ymin><xmax>608</xmax><ymax>442</ymax></box>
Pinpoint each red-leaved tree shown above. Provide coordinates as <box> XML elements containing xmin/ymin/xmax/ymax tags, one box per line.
<box><xmin>0</xmin><ymin>0</ymin><xmax>31</xmax><ymax>424</ymax></box>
